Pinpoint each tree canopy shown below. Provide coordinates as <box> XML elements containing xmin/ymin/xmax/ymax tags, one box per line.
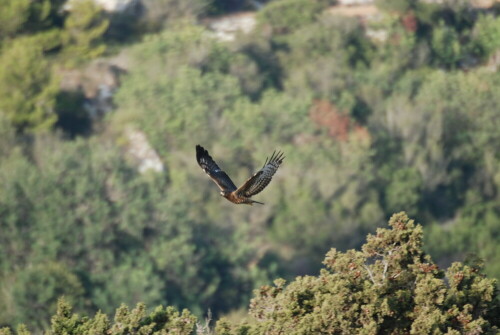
<box><xmin>1</xmin><ymin>213</ymin><xmax>499</xmax><ymax>334</ymax></box>
<box><xmin>1</xmin><ymin>0</ymin><xmax>500</xmax><ymax>332</ymax></box>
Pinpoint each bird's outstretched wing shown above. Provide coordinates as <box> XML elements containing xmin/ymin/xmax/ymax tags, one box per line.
<box><xmin>236</xmin><ymin>151</ymin><xmax>284</xmax><ymax>197</ymax></box>
<box><xmin>196</xmin><ymin>145</ymin><xmax>237</xmax><ymax>192</ymax></box>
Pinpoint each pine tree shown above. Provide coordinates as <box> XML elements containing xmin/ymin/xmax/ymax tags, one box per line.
<box><xmin>0</xmin><ymin>38</ymin><xmax>58</xmax><ymax>133</ymax></box>
<box><xmin>218</xmin><ymin>212</ymin><xmax>500</xmax><ymax>334</ymax></box>
<box><xmin>62</xmin><ymin>0</ymin><xmax>109</xmax><ymax>67</ymax></box>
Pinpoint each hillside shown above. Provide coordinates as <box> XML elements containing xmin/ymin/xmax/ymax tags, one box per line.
<box><xmin>1</xmin><ymin>0</ymin><xmax>500</xmax><ymax>333</ymax></box>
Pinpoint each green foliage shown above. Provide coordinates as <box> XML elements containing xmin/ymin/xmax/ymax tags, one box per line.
<box><xmin>425</xmin><ymin>196</ymin><xmax>500</xmax><ymax>282</ymax></box>
<box><xmin>3</xmin><ymin>214</ymin><xmax>499</xmax><ymax>334</ymax></box>
<box><xmin>471</xmin><ymin>14</ymin><xmax>500</xmax><ymax>60</ymax></box>
<box><xmin>281</xmin><ymin>14</ymin><xmax>373</xmax><ymax>103</ymax></box>
<box><xmin>12</xmin><ymin>263</ymin><xmax>84</xmax><ymax>330</ymax></box>
<box><xmin>257</xmin><ymin>0</ymin><xmax>326</xmax><ymax>34</ymax></box>
<box><xmin>0</xmin><ymin>38</ymin><xmax>58</xmax><ymax>133</ymax></box>
<box><xmin>384</xmin><ymin>168</ymin><xmax>422</xmax><ymax>217</ymax></box>
<box><xmin>375</xmin><ymin>0</ymin><xmax>416</xmax><ymax>13</ymax></box>
<box><xmin>112</xmin><ymin>26</ymin><xmax>247</xmax><ymax>151</ymax></box>
<box><xmin>0</xmin><ymin>113</ymin><xmax>16</xmax><ymax>156</ymax></box>
<box><xmin>0</xmin><ymin>0</ymin><xmax>63</xmax><ymax>40</ymax></box>
<box><xmin>372</xmin><ymin>0</ymin><xmax>499</xmax><ymax>69</ymax></box>
<box><xmin>372</xmin><ymin>69</ymin><xmax>500</xmax><ymax>220</ymax></box>
<box><xmin>138</xmin><ymin>0</ymin><xmax>208</xmax><ymax>32</ymax></box>
<box><xmin>431</xmin><ymin>21</ymin><xmax>462</xmax><ymax>67</ymax></box>
<box><xmin>0</xmin><ymin>0</ymin><xmax>31</xmax><ymax>39</ymax></box>
<box><xmin>0</xmin><ymin>135</ymin><xmax>276</xmax><ymax>330</ymax></box>
<box><xmin>23</xmin><ymin>0</ymin><xmax>52</xmax><ymax>32</ymax></box>
<box><xmin>219</xmin><ymin>213</ymin><xmax>500</xmax><ymax>334</ymax></box>
<box><xmin>116</xmin><ymin>64</ymin><xmax>242</xmax><ymax>156</ymax></box>
<box><xmin>0</xmin><ymin>325</ymin><xmax>30</xmax><ymax>335</ymax></box>
<box><xmin>0</xmin><ymin>298</ymin><xmax>197</xmax><ymax>335</ymax></box>
<box><xmin>2</xmin><ymin>0</ymin><xmax>500</xmax><ymax>332</ymax></box>
<box><xmin>0</xmin><ymin>0</ymin><xmax>69</xmax><ymax>133</ymax></box>
<box><xmin>62</xmin><ymin>0</ymin><xmax>109</xmax><ymax>67</ymax></box>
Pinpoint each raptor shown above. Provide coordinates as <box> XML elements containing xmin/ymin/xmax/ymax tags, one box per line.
<box><xmin>196</xmin><ymin>145</ymin><xmax>284</xmax><ymax>205</ymax></box>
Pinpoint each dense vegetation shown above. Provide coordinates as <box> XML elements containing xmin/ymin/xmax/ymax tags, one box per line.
<box><xmin>1</xmin><ymin>0</ymin><xmax>500</xmax><ymax>332</ymax></box>
<box><xmin>1</xmin><ymin>213</ymin><xmax>499</xmax><ymax>334</ymax></box>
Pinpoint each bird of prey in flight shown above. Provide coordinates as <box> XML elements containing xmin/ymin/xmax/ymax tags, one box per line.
<box><xmin>196</xmin><ymin>145</ymin><xmax>284</xmax><ymax>205</ymax></box>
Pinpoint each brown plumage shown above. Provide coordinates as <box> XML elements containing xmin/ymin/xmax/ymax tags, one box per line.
<box><xmin>196</xmin><ymin>145</ymin><xmax>284</xmax><ymax>205</ymax></box>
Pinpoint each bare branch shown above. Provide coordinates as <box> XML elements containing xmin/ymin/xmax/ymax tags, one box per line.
<box><xmin>364</xmin><ymin>265</ymin><xmax>378</xmax><ymax>285</ymax></box>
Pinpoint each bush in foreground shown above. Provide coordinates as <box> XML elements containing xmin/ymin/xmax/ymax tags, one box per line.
<box><xmin>1</xmin><ymin>213</ymin><xmax>499</xmax><ymax>334</ymax></box>
<box><xmin>220</xmin><ymin>212</ymin><xmax>500</xmax><ymax>334</ymax></box>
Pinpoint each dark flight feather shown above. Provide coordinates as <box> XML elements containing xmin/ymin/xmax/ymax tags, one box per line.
<box><xmin>196</xmin><ymin>145</ymin><xmax>237</xmax><ymax>192</ymax></box>
<box><xmin>236</xmin><ymin>150</ymin><xmax>284</xmax><ymax>197</ymax></box>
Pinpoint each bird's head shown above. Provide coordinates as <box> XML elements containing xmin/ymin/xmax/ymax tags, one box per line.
<box><xmin>220</xmin><ymin>191</ymin><xmax>230</xmax><ymax>198</ymax></box>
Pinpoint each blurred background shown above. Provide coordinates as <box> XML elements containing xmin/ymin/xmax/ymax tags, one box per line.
<box><xmin>1</xmin><ymin>0</ymin><xmax>500</xmax><ymax>331</ymax></box>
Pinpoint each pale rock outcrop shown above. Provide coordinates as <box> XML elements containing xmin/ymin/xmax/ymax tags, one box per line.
<box><xmin>206</xmin><ymin>12</ymin><xmax>256</xmax><ymax>42</ymax></box>
<box><xmin>126</xmin><ymin>128</ymin><xmax>165</xmax><ymax>174</ymax></box>
<box><xmin>65</xmin><ymin>0</ymin><xmax>139</xmax><ymax>12</ymax></box>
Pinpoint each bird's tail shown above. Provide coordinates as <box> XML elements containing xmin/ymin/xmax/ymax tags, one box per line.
<box><xmin>250</xmin><ymin>200</ymin><xmax>264</xmax><ymax>205</ymax></box>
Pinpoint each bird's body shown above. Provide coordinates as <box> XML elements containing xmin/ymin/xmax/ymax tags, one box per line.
<box><xmin>225</xmin><ymin>192</ymin><xmax>261</xmax><ymax>205</ymax></box>
<box><xmin>196</xmin><ymin>145</ymin><xmax>284</xmax><ymax>205</ymax></box>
